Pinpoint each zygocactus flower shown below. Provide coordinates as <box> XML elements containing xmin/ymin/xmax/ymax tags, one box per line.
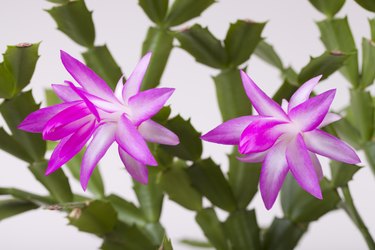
<box><xmin>201</xmin><ymin>71</ymin><xmax>360</xmax><ymax>209</ymax></box>
<box><xmin>19</xmin><ymin>51</ymin><xmax>179</xmax><ymax>190</ymax></box>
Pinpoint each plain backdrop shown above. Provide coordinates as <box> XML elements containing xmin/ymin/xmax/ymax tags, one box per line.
<box><xmin>1</xmin><ymin>0</ymin><xmax>375</xmax><ymax>249</ymax></box>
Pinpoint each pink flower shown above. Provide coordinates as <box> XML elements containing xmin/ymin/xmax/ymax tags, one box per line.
<box><xmin>201</xmin><ymin>71</ymin><xmax>360</xmax><ymax>210</ymax></box>
<box><xmin>19</xmin><ymin>51</ymin><xmax>179</xmax><ymax>190</ymax></box>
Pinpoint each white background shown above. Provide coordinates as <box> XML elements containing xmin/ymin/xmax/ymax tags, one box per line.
<box><xmin>1</xmin><ymin>0</ymin><xmax>375</xmax><ymax>249</ymax></box>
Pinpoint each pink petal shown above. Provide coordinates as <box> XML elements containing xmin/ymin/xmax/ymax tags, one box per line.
<box><xmin>51</xmin><ymin>84</ymin><xmax>81</xmax><ymax>102</ymax></box>
<box><xmin>115</xmin><ymin>114</ymin><xmax>157</xmax><ymax>166</ymax></box>
<box><xmin>237</xmin><ymin>151</ymin><xmax>267</xmax><ymax>163</ymax></box>
<box><xmin>60</xmin><ymin>50</ymin><xmax>115</xmax><ymax>101</ymax></box>
<box><xmin>42</xmin><ymin>103</ymin><xmax>91</xmax><ymax>140</ymax></box>
<box><xmin>65</xmin><ymin>81</ymin><xmax>100</xmax><ymax>120</ymax></box>
<box><xmin>281</xmin><ymin>99</ymin><xmax>289</xmax><ymax>113</ymax></box>
<box><xmin>46</xmin><ymin>120</ymin><xmax>96</xmax><ymax>175</ymax></box>
<box><xmin>138</xmin><ymin>120</ymin><xmax>179</xmax><ymax>145</ymax></box>
<box><xmin>201</xmin><ymin>116</ymin><xmax>258</xmax><ymax>145</ymax></box>
<box><xmin>122</xmin><ymin>52</ymin><xmax>152</xmax><ymax>103</ymax></box>
<box><xmin>318</xmin><ymin>113</ymin><xmax>341</xmax><ymax>128</ymax></box>
<box><xmin>128</xmin><ymin>88</ymin><xmax>174</xmax><ymax>125</ymax></box>
<box><xmin>310</xmin><ymin>152</ymin><xmax>323</xmax><ymax>180</ymax></box>
<box><xmin>239</xmin><ymin>119</ymin><xmax>286</xmax><ymax>154</ymax></box>
<box><xmin>288</xmin><ymin>75</ymin><xmax>322</xmax><ymax>111</ymax></box>
<box><xmin>289</xmin><ymin>89</ymin><xmax>336</xmax><ymax>131</ymax></box>
<box><xmin>18</xmin><ymin>101</ymin><xmax>81</xmax><ymax>133</ymax></box>
<box><xmin>303</xmin><ymin>129</ymin><xmax>360</xmax><ymax>164</ymax></box>
<box><xmin>240</xmin><ymin>70</ymin><xmax>288</xmax><ymax>120</ymax></box>
<box><xmin>260</xmin><ymin>142</ymin><xmax>289</xmax><ymax>210</ymax></box>
<box><xmin>286</xmin><ymin>134</ymin><xmax>322</xmax><ymax>199</ymax></box>
<box><xmin>118</xmin><ymin>146</ymin><xmax>149</xmax><ymax>184</ymax></box>
<box><xmin>115</xmin><ymin>76</ymin><xmax>125</xmax><ymax>102</ymax></box>
<box><xmin>80</xmin><ymin>123</ymin><xmax>116</xmax><ymax>190</ymax></box>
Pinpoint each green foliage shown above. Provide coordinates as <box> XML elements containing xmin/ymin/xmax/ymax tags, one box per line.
<box><xmin>0</xmin><ymin>199</ymin><xmax>38</xmax><ymax>221</ymax></box>
<box><xmin>308</xmin><ymin>0</ymin><xmax>345</xmax><ymax>18</ymax></box>
<box><xmin>281</xmin><ymin>176</ymin><xmax>340</xmax><ymax>223</ymax></box>
<box><xmin>227</xmin><ymin>152</ymin><xmax>260</xmax><ymax>209</ymax></box>
<box><xmin>254</xmin><ymin>40</ymin><xmax>284</xmax><ymax>70</ymax></box>
<box><xmin>160</xmin><ymin>235</ymin><xmax>174</xmax><ymax>250</ymax></box>
<box><xmin>364</xmin><ymin>142</ymin><xmax>375</xmax><ymax>175</ymax></box>
<box><xmin>263</xmin><ymin>218</ymin><xmax>307</xmax><ymax>250</ymax></box>
<box><xmin>0</xmin><ymin>128</ymin><xmax>33</xmax><ymax>163</ymax></box>
<box><xmin>188</xmin><ymin>158</ymin><xmax>237</xmax><ymax>212</ymax></box>
<box><xmin>196</xmin><ymin>208</ymin><xmax>229</xmax><ymax>250</ymax></box>
<box><xmin>82</xmin><ymin>45</ymin><xmax>122</xmax><ymax>89</ymax></box>
<box><xmin>330</xmin><ymin>117</ymin><xmax>362</xmax><ymax>149</ymax></box>
<box><xmin>0</xmin><ymin>187</ymin><xmax>53</xmax><ymax>205</ymax></box>
<box><xmin>139</xmin><ymin>0</ymin><xmax>169</xmax><ymax>24</ymax></box>
<box><xmin>224</xmin><ymin>20</ymin><xmax>266</xmax><ymax>67</ymax></box>
<box><xmin>165</xmin><ymin>0</ymin><xmax>215</xmax><ymax>27</ymax></box>
<box><xmin>68</xmin><ymin>200</ymin><xmax>117</xmax><ymax>235</ymax></box>
<box><xmin>141</xmin><ymin>27</ymin><xmax>174</xmax><ymax>90</ymax></box>
<box><xmin>47</xmin><ymin>0</ymin><xmax>95</xmax><ymax>47</ymax></box>
<box><xmin>354</xmin><ymin>0</ymin><xmax>375</xmax><ymax>12</ymax></box>
<box><xmin>330</xmin><ymin>162</ymin><xmax>361</xmax><ymax>188</ymax></box>
<box><xmin>213</xmin><ymin>69</ymin><xmax>252</xmax><ymax>120</ymax></box>
<box><xmin>360</xmin><ymin>38</ymin><xmax>375</xmax><ymax>88</ymax></box>
<box><xmin>223</xmin><ymin>210</ymin><xmax>262</xmax><ymax>250</ymax></box>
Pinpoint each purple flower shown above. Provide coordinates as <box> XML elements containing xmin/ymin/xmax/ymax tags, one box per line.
<box><xmin>19</xmin><ymin>51</ymin><xmax>179</xmax><ymax>190</ymax></box>
<box><xmin>201</xmin><ymin>71</ymin><xmax>360</xmax><ymax>210</ymax></box>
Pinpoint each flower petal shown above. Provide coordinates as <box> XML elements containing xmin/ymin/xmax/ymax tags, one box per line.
<box><xmin>240</xmin><ymin>70</ymin><xmax>288</xmax><ymax>120</ymax></box>
<box><xmin>116</xmin><ymin>114</ymin><xmax>157</xmax><ymax>166</ymax></box>
<box><xmin>239</xmin><ymin>119</ymin><xmax>286</xmax><ymax>154</ymax></box>
<box><xmin>237</xmin><ymin>151</ymin><xmax>267</xmax><ymax>163</ymax></box>
<box><xmin>46</xmin><ymin>120</ymin><xmax>96</xmax><ymax>175</ymax></box>
<box><xmin>288</xmin><ymin>75</ymin><xmax>322</xmax><ymax>111</ymax></box>
<box><xmin>80</xmin><ymin>123</ymin><xmax>116</xmax><ymax>190</ymax></box>
<box><xmin>128</xmin><ymin>88</ymin><xmax>174</xmax><ymax>125</ymax></box>
<box><xmin>18</xmin><ymin>101</ymin><xmax>81</xmax><ymax>133</ymax></box>
<box><xmin>286</xmin><ymin>134</ymin><xmax>322</xmax><ymax>199</ymax></box>
<box><xmin>310</xmin><ymin>152</ymin><xmax>323</xmax><ymax>180</ymax></box>
<box><xmin>122</xmin><ymin>52</ymin><xmax>152</xmax><ymax>103</ymax></box>
<box><xmin>118</xmin><ymin>146</ymin><xmax>149</xmax><ymax>184</ymax></box>
<box><xmin>60</xmin><ymin>50</ymin><xmax>115</xmax><ymax>101</ymax></box>
<box><xmin>115</xmin><ymin>76</ymin><xmax>125</xmax><ymax>102</ymax></box>
<box><xmin>281</xmin><ymin>99</ymin><xmax>289</xmax><ymax>113</ymax></box>
<box><xmin>51</xmin><ymin>84</ymin><xmax>81</xmax><ymax>102</ymax></box>
<box><xmin>303</xmin><ymin>129</ymin><xmax>360</xmax><ymax>164</ymax></box>
<box><xmin>318</xmin><ymin>113</ymin><xmax>341</xmax><ymax>128</ymax></box>
<box><xmin>289</xmin><ymin>89</ymin><xmax>336</xmax><ymax>131</ymax></box>
<box><xmin>201</xmin><ymin>116</ymin><xmax>258</xmax><ymax>145</ymax></box>
<box><xmin>260</xmin><ymin>142</ymin><xmax>289</xmax><ymax>210</ymax></box>
<box><xmin>138</xmin><ymin>120</ymin><xmax>179</xmax><ymax>145</ymax></box>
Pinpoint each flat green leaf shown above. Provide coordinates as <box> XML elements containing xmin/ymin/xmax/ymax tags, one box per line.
<box><xmin>82</xmin><ymin>45</ymin><xmax>122</xmax><ymax>89</ymax></box>
<box><xmin>69</xmin><ymin>200</ymin><xmax>117</xmax><ymax>235</ymax></box>
<box><xmin>0</xmin><ymin>127</ymin><xmax>33</xmax><ymax>162</ymax></box>
<box><xmin>188</xmin><ymin>158</ymin><xmax>237</xmax><ymax>212</ymax></box>
<box><xmin>159</xmin><ymin>235</ymin><xmax>173</xmax><ymax>250</ymax></box>
<box><xmin>317</xmin><ymin>18</ymin><xmax>359</xmax><ymax>86</ymax></box>
<box><xmin>141</xmin><ymin>27</ymin><xmax>173</xmax><ymax>90</ymax></box>
<box><xmin>142</xmin><ymin>222</ymin><xmax>165</xmax><ymax>245</ymax></box>
<box><xmin>160</xmin><ymin>115</ymin><xmax>202</xmax><ymax>161</ymax></box>
<box><xmin>47</xmin><ymin>0</ymin><xmax>95</xmax><ymax>47</ymax></box>
<box><xmin>354</xmin><ymin>0</ymin><xmax>375</xmax><ymax>12</ymax></box>
<box><xmin>0</xmin><ymin>187</ymin><xmax>53</xmax><ymax>205</ymax></box>
<box><xmin>159</xmin><ymin>161</ymin><xmax>202</xmax><ymax>211</ymax></box>
<box><xmin>47</xmin><ymin>0</ymin><xmax>70</xmax><ymax>3</ymax></box>
<box><xmin>349</xmin><ymin>89</ymin><xmax>374</xmax><ymax>141</ymax></box>
<box><xmin>272</xmin><ymin>80</ymin><xmax>299</xmax><ymax>104</ymax></box>
<box><xmin>213</xmin><ymin>69</ymin><xmax>252</xmax><ymax>121</ymax></box>
<box><xmin>102</xmin><ymin>222</ymin><xmax>155</xmax><ymax>250</ymax></box>
<box><xmin>175</xmin><ymin>24</ymin><xmax>227</xmax><ymax>69</ymax></box>
<box><xmin>29</xmin><ymin>161</ymin><xmax>73</xmax><ymax>203</ymax></box>
<box><xmin>281</xmin><ymin>176</ymin><xmax>340</xmax><ymax>223</ymax></box>
<box><xmin>195</xmin><ymin>208</ymin><xmax>229</xmax><ymax>250</ymax></box>
<box><xmin>139</xmin><ymin>0</ymin><xmax>168</xmax><ymax>24</ymax></box>
<box><xmin>369</xmin><ymin>18</ymin><xmax>375</xmax><ymax>40</ymax></box>
<box><xmin>330</xmin><ymin>161</ymin><xmax>361</xmax><ymax>188</ymax></box>
<box><xmin>3</xmin><ymin>43</ymin><xmax>40</xmax><ymax>95</ymax></box>
<box><xmin>364</xmin><ymin>142</ymin><xmax>375</xmax><ymax>175</ymax></box>
<box><xmin>298</xmin><ymin>51</ymin><xmax>350</xmax><ymax>84</ymax></box>
<box><xmin>152</xmin><ymin>106</ymin><xmax>171</xmax><ymax>124</ymax></box>
<box><xmin>180</xmin><ymin>239</ymin><xmax>212</xmax><ymax>248</ymax></box>
<box><xmin>165</xmin><ymin>0</ymin><xmax>215</xmax><ymax>27</ymax></box>
<box><xmin>133</xmin><ymin>167</ymin><xmax>164</xmax><ymax>222</ymax></box>
<box><xmin>227</xmin><ymin>152</ymin><xmax>260</xmax><ymax>209</ymax></box>
<box><xmin>0</xmin><ymin>199</ymin><xmax>38</xmax><ymax>221</ymax></box>
<box><xmin>263</xmin><ymin>217</ymin><xmax>307</xmax><ymax>250</ymax></box>
<box><xmin>224</xmin><ymin>20</ymin><xmax>265</xmax><ymax>67</ymax></box>
<box><xmin>106</xmin><ymin>194</ymin><xmax>146</xmax><ymax>226</ymax></box>
<box><xmin>223</xmin><ymin>210</ymin><xmax>261</xmax><ymax>250</ymax></box>
<box><xmin>308</xmin><ymin>0</ymin><xmax>345</xmax><ymax>18</ymax></box>
<box><xmin>360</xmin><ymin>38</ymin><xmax>375</xmax><ymax>87</ymax></box>
<box><xmin>254</xmin><ymin>40</ymin><xmax>284</xmax><ymax>70</ymax></box>
<box><xmin>330</xmin><ymin>117</ymin><xmax>362</xmax><ymax>149</ymax></box>
<box><xmin>0</xmin><ymin>63</ymin><xmax>16</xmax><ymax>98</ymax></box>
<box><xmin>0</xmin><ymin>91</ymin><xmax>46</xmax><ymax>161</ymax></box>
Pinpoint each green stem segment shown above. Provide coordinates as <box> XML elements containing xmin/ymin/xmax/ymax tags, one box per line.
<box><xmin>341</xmin><ymin>185</ymin><xmax>375</xmax><ymax>250</ymax></box>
